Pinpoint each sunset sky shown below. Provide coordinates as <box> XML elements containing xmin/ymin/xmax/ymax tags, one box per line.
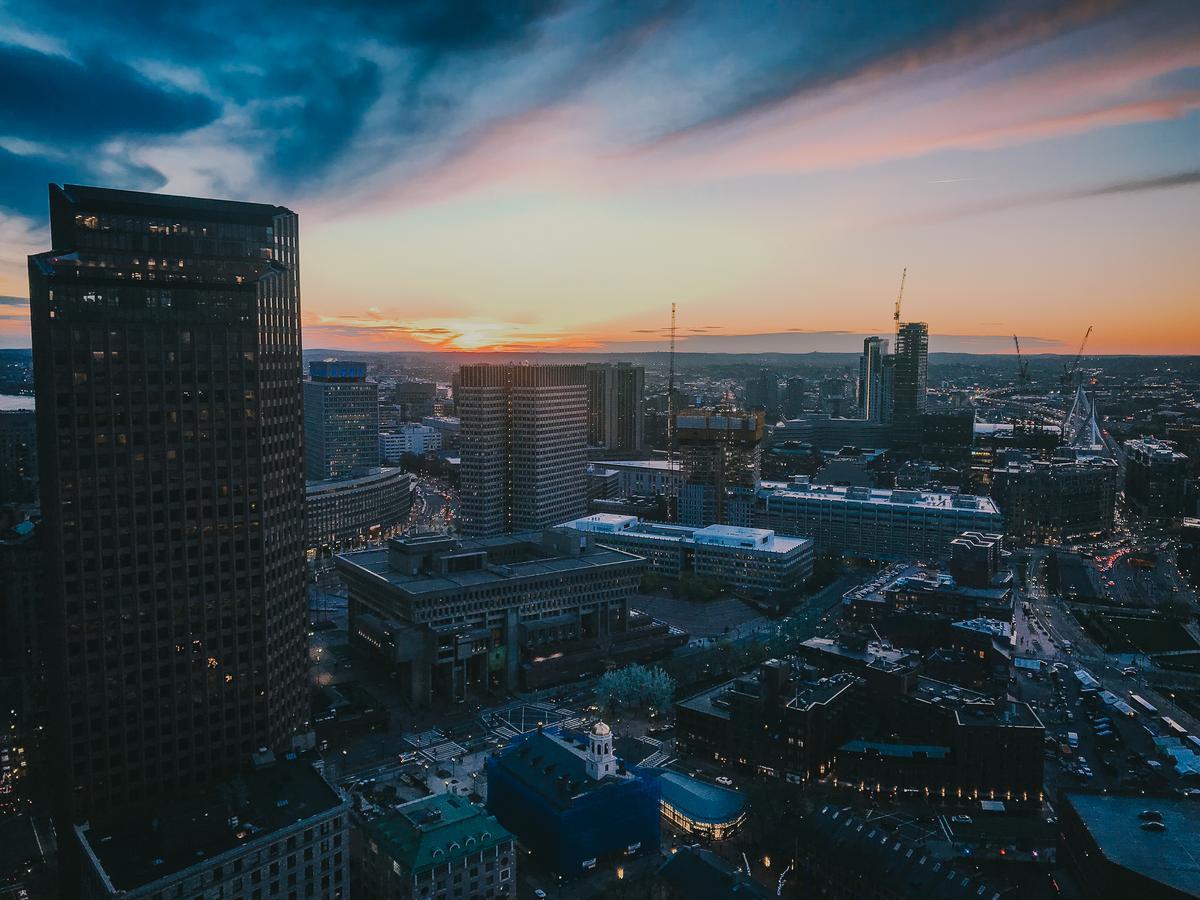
<box><xmin>1</xmin><ymin>1</ymin><xmax>1198</xmax><ymax>354</ymax></box>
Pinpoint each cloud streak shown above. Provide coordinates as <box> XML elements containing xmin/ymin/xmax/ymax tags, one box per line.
<box><xmin>891</xmin><ymin>167</ymin><xmax>1200</xmax><ymax>226</ymax></box>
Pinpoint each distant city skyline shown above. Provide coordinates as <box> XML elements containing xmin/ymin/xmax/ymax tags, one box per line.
<box><xmin>1</xmin><ymin>2</ymin><xmax>1198</xmax><ymax>354</ymax></box>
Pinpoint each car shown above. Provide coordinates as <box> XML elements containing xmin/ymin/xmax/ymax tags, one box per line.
<box><xmin>1140</xmin><ymin>821</ymin><xmax>1167</xmax><ymax>833</ymax></box>
<box><xmin>715</xmin><ymin>776</ymin><xmax>734</xmax><ymax>786</ymax></box>
<box><xmin>1138</xmin><ymin>809</ymin><xmax>1163</xmax><ymax>821</ymax></box>
<box><xmin>951</xmin><ymin>815</ymin><xmax>973</xmax><ymax>824</ymax></box>
<box><xmin>534</xmin><ymin>890</ymin><xmax>548</xmax><ymax>899</ymax></box>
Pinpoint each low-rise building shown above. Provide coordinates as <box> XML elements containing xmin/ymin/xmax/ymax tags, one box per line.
<box><xmin>1059</xmin><ymin>792</ymin><xmax>1200</xmax><ymax>900</ymax></box>
<box><xmin>990</xmin><ymin>452</ymin><xmax>1118</xmax><ymax>543</ymax></box>
<box><xmin>675</xmin><ymin>660</ymin><xmax>857</xmax><ymax>783</ymax></box>
<box><xmin>654</xmin><ymin>771</ymin><xmax>748</xmax><ymax>841</ymax></box>
<box><xmin>352</xmin><ymin>794</ymin><xmax>514</xmax><ymax>900</ymax></box>
<box><xmin>485</xmin><ymin>723</ymin><xmax>659</xmax><ymax>876</ymax></box>
<box><xmin>337</xmin><ymin>530</ymin><xmax>681</xmax><ymax>704</ymax></box>
<box><xmin>1124</xmin><ymin>437</ymin><xmax>1188</xmax><ymax>520</ymax></box>
<box><xmin>834</xmin><ymin>677</ymin><xmax>1044</xmax><ymax>803</ymax></box>
<box><xmin>755</xmin><ymin>477</ymin><xmax>1002</xmax><ymax>561</ymax></box>
<box><xmin>558</xmin><ymin>514</ymin><xmax>813</xmax><ymax>597</ymax></box>
<box><xmin>77</xmin><ymin>756</ymin><xmax>350</xmax><ymax>900</ymax></box>
<box><xmin>306</xmin><ymin>468</ymin><xmax>414</xmax><ymax>552</ymax></box>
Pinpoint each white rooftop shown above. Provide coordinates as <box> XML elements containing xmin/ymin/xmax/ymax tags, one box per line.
<box><xmin>559</xmin><ymin>515</ymin><xmax>810</xmax><ymax>554</ymax></box>
<box><xmin>758</xmin><ymin>479</ymin><xmax>1001</xmax><ymax>515</ymax></box>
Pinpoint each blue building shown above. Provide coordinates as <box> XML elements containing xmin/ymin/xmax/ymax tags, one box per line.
<box><xmin>485</xmin><ymin>723</ymin><xmax>660</xmax><ymax>876</ymax></box>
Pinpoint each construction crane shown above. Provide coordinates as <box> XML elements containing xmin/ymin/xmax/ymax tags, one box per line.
<box><xmin>1013</xmin><ymin>334</ymin><xmax>1030</xmax><ymax>384</ymax></box>
<box><xmin>1060</xmin><ymin>325</ymin><xmax>1093</xmax><ymax>388</ymax></box>
<box><xmin>893</xmin><ymin>267</ymin><xmax>907</xmax><ymax>330</ymax></box>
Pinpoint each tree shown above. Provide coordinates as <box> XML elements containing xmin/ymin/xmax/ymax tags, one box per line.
<box><xmin>597</xmin><ymin>664</ymin><xmax>677</xmax><ymax>714</ymax></box>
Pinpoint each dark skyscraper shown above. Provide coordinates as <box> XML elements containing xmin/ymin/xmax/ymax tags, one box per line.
<box><xmin>28</xmin><ymin>185</ymin><xmax>309</xmax><ymax>822</ymax></box>
<box><xmin>891</xmin><ymin>321</ymin><xmax>929</xmax><ymax>441</ymax></box>
<box><xmin>586</xmin><ymin>362</ymin><xmax>645</xmax><ymax>453</ymax></box>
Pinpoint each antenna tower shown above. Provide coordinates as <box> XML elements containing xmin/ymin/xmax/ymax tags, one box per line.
<box><xmin>667</xmin><ymin>303</ymin><xmax>677</xmax><ymax>522</ymax></box>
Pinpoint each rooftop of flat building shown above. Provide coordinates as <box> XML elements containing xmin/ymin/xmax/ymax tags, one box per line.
<box><xmin>845</xmin><ymin>564</ymin><xmax>1012</xmax><ymax>605</ymax></box>
<box><xmin>336</xmin><ymin>531</ymin><xmax>642</xmax><ymax>597</ymax></box>
<box><xmin>56</xmin><ymin>183</ymin><xmax>290</xmax><ymax>220</ymax></box>
<box><xmin>757</xmin><ymin>480</ymin><xmax>1000</xmax><ymax>515</ymax></box>
<box><xmin>305</xmin><ymin>467</ymin><xmax>410</xmax><ymax>494</ymax></box>
<box><xmin>559</xmin><ymin>515</ymin><xmax>811</xmax><ymax>554</ymax></box>
<box><xmin>799</xmin><ymin>637</ymin><xmax>919</xmax><ymax>672</ymax></box>
<box><xmin>910</xmin><ymin>678</ymin><xmax>1042</xmax><ymax>728</ymax></box>
<box><xmin>79</xmin><ymin>757</ymin><xmax>346</xmax><ymax>893</ymax></box>
<box><xmin>364</xmin><ymin>794</ymin><xmax>511</xmax><ymax>874</ymax></box>
<box><xmin>1063</xmin><ymin>792</ymin><xmax>1200</xmax><ymax>896</ymax></box>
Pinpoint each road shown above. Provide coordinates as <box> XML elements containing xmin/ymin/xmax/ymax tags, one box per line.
<box><xmin>1019</xmin><ymin>552</ymin><xmax>1200</xmax><ymax>736</ymax></box>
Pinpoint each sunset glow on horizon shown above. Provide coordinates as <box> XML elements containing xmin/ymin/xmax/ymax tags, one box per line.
<box><xmin>1</xmin><ymin>1</ymin><xmax>1198</xmax><ymax>355</ymax></box>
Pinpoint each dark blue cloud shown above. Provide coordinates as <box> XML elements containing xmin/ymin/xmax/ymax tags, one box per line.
<box><xmin>0</xmin><ymin>0</ymin><xmax>1190</xmax><ymax>217</ymax></box>
<box><xmin>0</xmin><ymin>45</ymin><xmax>219</xmax><ymax>142</ymax></box>
<box><xmin>0</xmin><ymin>146</ymin><xmax>167</xmax><ymax>219</ymax></box>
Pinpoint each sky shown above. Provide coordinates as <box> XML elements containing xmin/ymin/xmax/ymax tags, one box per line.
<box><xmin>1</xmin><ymin>0</ymin><xmax>1198</xmax><ymax>354</ymax></box>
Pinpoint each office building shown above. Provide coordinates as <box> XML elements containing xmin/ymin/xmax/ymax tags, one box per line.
<box><xmin>948</xmin><ymin>531</ymin><xmax>1006</xmax><ymax>587</ymax></box>
<box><xmin>990</xmin><ymin>452</ymin><xmax>1118</xmax><ymax>543</ymax></box>
<box><xmin>306</xmin><ymin>469</ymin><xmax>414</xmax><ymax>551</ymax></box>
<box><xmin>392</xmin><ymin>381</ymin><xmax>438</xmax><ymax>420</ymax></box>
<box><xmin>1124</xmin><ymin>437</ymin><xmax>1188</xmax><ymax>520</ymax></box>
<box><xmin>675</xmin><ymin>660</ymin><xmax>856</xmax><ymax>784</ymax></box>
<box><xmin>770</xmin><ymin>414</ymin><xmax>894</xmax><ymax>451</ymax></box>
<box><xmin>781</xmin><ymin>377</ymin><xmax>806</xmax><ymax>419</ymax></box>
<box><xmin>755</xmin><ymin>477</ymin><xmax>1003</xmax><ymax>561</ymax></box>
<box><xmin>337</xmin><ymin>529</ymin><xmax>683</xmax><ymax>703</ymax></box>
<box><xmin>485</xmin><ymin>723</ymin><xmax>660</xmax><ymax>876</ymax></box>
<box><xmin>420</xmin><ymin>415</ymin><xmax>461</xmax><ymax>450</ymax></box>
<box><xmin>858</xmin><ymin>337</ymin><xmax>890</xmax><ymax>422</ymax></box>
<box><xmin>0</xmin><ymin>518</ymin><xmax>45</xmax><ymax>803</ymax></box>
<box><xmin>379</xmin><ymin>424</ymin><xmax>441</xmax><ymax>462</ymax></box>
<box><xmin>586</xmin><ymin>362</ymin><xmax>645</xmax><ymax>453</ymax></box>
<box><xmin>28</xmin><ymin>185</ymin><xmax>310</xmax><ymax>820</ymax></box>
<box><xmin>677</xmin><ymin>409</ymin><xmax>763</xmax><ymax>528</ymax></box>
<box><xmin>588</xmin><ymin>458</ymin><xmax>681</xmax><ymax>497</ymax></box>
<box><xmin>841</xmin><ymin>562</ymin><xmax>1012</xmax><ymax>628</ymax></box>
<box><xmin>76</xmin><ymin>755</ymin><xmax>350</xmax><ymax>899</ymax></box>
<box><xmin>891</xmin><ymin>321</ymin><xmax>928</xmax><ymax>442</ymax></box>
<box><xmin>0</xmin><ymin>409</ymin><xmax>37</xmax><ymax>504</ymax></box>
<box><xmin>744</xmin><ymin>368</ymin><xmax>780</xmax><ymax>419</ymax></box>
<box><xmin>458</xmin><ymin>364</ymin><xmax>588</xmax><ymax>536</ymax></box>
<box><xmin>832</xmin><ymin>677</ymin><xmax>1044</xmax><ymax>803</ymax></box>
<box><xmin>351</xmin><ymin>794</ymin><xmax>515</xmax><ymax>900</ymax></box>
<box><xmin>558</xmin><ymin>514</ymin><xmax>814</xmax><ymax>598</ymax></box>
<box><xmin>304</xmin><ymin>360</ymin><xmax>379</xmax><ymax>481</ymax></box>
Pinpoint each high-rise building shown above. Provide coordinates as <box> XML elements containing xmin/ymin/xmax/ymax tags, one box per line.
<box><xmin>28</xmin><ymin>184</ymin><xmax>309</xmax><ymax>820</ymax></box>
<box><xmin>891</xmin><ymin>322</ymin><xmax>928</xmax><ymax>442</ymax></box>
<box><xmin>745</xmin><ymin>368</ymin><xmax>781</xmax><ymax>419</ymax></box>
<box><xmin>458</xmin><ymin>363</ymin><xmax>588</xmax><ymax>536</ymax></box>
<box><xmin>586</xmin><ymin>362</ymin><xmax>645</xmax><ymax>453</ymax></box>
<box><xmin>1123</xmin><ymin>437</ymin><xmax>1188</xmax><ymax>520</ymax></box>
<box><xmin>304</xmin><ymin>360</ymin><xmax>379</xmax><ymax>480</ymax></box>
<box><xmin>782</xmin><ymin>377</ymin><xmax>806</xmax><ymax>418</ymax></box>
<box><xmin>676</xmin><ymin>409</ymin><xmax>763</xmax><ymax>527</ymax></box>
<box><xmin>0</xmin><ymin>409</ymin><xmax>38</xmax><ymax>504</ymax></box>
<box><xmin>857</xmin><ymin>337</ymin><xmax>890</xmax><ymax>422</ymax></box>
